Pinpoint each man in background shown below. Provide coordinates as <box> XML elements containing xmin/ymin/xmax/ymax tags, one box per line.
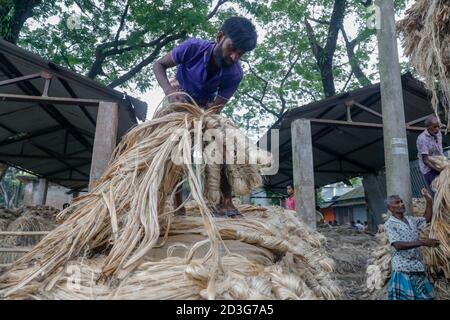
<box><xmin>416</xmin><ymin>115</ymin><xmax>443</xmax><ymax>196</ymax></box>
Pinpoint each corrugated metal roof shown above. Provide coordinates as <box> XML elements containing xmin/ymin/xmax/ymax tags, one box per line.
<box><xmin>0</xmin><ymin>40</ymin><xmax>148</xmax><ymax>190</ymax></box>
<box><xmin>333</xmin><ymin>186</ymin><xmax>365</xmax><ymax>201</ymax></box>
<box><xmin>261</xmin><ymin>73</ymin><xmax>450</xmax><ymax>192</ymax></box>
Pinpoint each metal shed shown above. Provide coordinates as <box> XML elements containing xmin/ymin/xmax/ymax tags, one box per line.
<box><xmin>0</xmin><ymin>39</ymin><xmax>148</xmax><ymax>191</ymax></box>
<box><xmin>261</xmin><ymin>73</ymin><xmax>450</xmax><ymax>192</ymax></box>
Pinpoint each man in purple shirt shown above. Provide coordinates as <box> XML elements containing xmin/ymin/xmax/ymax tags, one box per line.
<box><xmin>153</xmin><ymin>16</ymin><xmax>257</xmax><ymax>216</ymax></box>
<box><xmin>153</xmin><ymin>16</ymin><xmax>256</xmax><ymax>110</ymax></box>
<box><xmin>416</xmin><ymin>115</ymin><xmax>444</xmax><ymax>196</ymax></box>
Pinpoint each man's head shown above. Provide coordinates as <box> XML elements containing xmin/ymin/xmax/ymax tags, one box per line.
<box><xmin>213</xmin><ymin>16</ymin><xmax>257</xmax><ymax>68</ymax></box>
<box><xmin>357</xmin><ymin>220</ymin><xmax>361</xmax><ymax>224</ymax></box>
<box><xmin>385</xmin><ymin>195</ymin><xmax>406</xmax><ymax>215</ymax></box>
<box><xmin>286</xmin><ymin>184</ymin><xmax>294</xmax><ymax>196</ymax></box>
<box><xmin>425</xmin><ymin>115</ymin><xmax>441</xmax><ymax>136</ymax></box>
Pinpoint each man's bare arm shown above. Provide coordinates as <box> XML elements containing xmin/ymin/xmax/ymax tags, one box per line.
<box><xmin>153</xmin><ymin>53</ymin><xmax>177</xmax><ymax>96</ymax></box>
<box><xmin>392</xmin><ymin>239</ymin><xmax>440</xmax><ymax>251</ymax></box>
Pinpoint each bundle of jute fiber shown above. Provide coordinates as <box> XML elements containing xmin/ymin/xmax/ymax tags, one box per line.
<box><xmin>0</xmin><ymin>213</ymin><xmax>56</xmax><ymax>265</ymax></box>
<box><xmin>0</xmin><ymin>218</ymin><xmax>10</xmax><ymax>231</ymax></box>
<box><xmin>426</xmin><ymin>155</ymin><xmax>450</xmax><ymax>277</ymax></box>
<box><xmin>0</xmin><ymin>100</ymin><xmax>282</xmax><ymax>299</ymax></box>
<box><xmin>0</xmin><ymin>204</ymin><xmax>340</xmax><ymax>300</ymax></box>
<box><xmin>365</xmin><ymin>223</ymin><xmax>391</xmax><ymax>295</ymax></box>
<box><xmin>397</xmin><ymin>0</ymin><xmax>450</xmax><ymax>125</ymax></box>
<box><xmin>0</xmin><ymin>206</ymin><xmax>21</xmax><ymax>230</ymax></box>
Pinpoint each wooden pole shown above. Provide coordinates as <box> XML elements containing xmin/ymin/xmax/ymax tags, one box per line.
<box><xmin>89</xmin><ymin>101</ymin><xmax>119</xmax><ymax>190</ymax></box>
<box><xmin>0</xmin><ymin>231</ymin><xmax>50</xmax><ymax>236</ymax></box>
<box><xmin>32</xmin><ymin>178</ymin><xmax>48</xmax><ymax>205</ymax></box>
<box><xmin>0</xmin><ymin>247</ymin><xmax>31</xmax><ymax>253</ymax></box>
<box><xmin>291</xmin><ymin>119</ymin><xmax>316</xmax><ymax>230</ymax></box>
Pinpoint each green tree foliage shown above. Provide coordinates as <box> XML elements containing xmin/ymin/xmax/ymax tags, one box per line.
<box><xmin>1</xmin><ymin>0</ymin><xmax>408</xmax><ymax>132</ymax></box>
<box><xmin>6</xmin><ymin>0</ymin><xmax>242</xmax><ymax>92</ymax></box>
<box><xmin>0</xmin><ymin>167</ymin><xmax>24</xmax><ymax>208</ymax></box>
<box><xmin>225</xmin><ymin>0</ymin><xmax>408</xmax><ymax>133</ymax></box>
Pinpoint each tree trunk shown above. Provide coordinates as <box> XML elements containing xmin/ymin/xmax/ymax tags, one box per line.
<box><xmin>0</xmin><ymin>0</ymin><xmax>42</xmax><ymax>44</ymax></box>
<box><xmin>304</xmin><ymin>0</ymin><xmax>347</xmax><ymax>98</ymax></box>
<box><xmin>319</xmin><ymin>58</ymin><xmax>336</xmax><ymax>97</ymax></box>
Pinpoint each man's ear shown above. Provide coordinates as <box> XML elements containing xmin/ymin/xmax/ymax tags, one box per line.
<box><xmin>216</xmin><ymin>31</ymin><xmax>224</xmax><ymax>43</ymax></box>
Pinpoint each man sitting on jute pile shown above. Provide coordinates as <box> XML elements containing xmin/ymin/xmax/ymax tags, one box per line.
<box><xmin>153</xmin><ymin>16</ymin><xmax>258</xmax><ymax>217</ymax></box>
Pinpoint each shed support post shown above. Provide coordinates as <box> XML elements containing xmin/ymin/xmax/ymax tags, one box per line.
<box><xmin>89</xmin><ymin>101</ymin><xmax>119</xmax><ymax>190</ymax></box>
<box><xmin>291</xmin><ymin>119</ymin><xmax>316</xmax><ymax>230</ymax></box>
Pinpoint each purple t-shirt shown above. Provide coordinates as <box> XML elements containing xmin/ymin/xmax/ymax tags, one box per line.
<box><xmin>171</xmin><ymin>38</ymin><xmax>243</xmax><ymax>108</ymax></box>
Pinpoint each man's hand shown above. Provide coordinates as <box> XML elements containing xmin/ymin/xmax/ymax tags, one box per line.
<box><xmin>421</xmin><ymin>239</ymin><xmax>440</xmax><ymax>247</ymax></box>
<box><xmin>421</xmin><ymin>188</ymin><xmax>433</xmax><ymax>202</ymax></box>
<box><xmin>166</xmin><ymin>89</ymin><xmax>187</xmax><ymax>104</ymax></box>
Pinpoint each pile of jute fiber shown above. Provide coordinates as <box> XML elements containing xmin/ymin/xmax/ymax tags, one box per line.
<box><xmin>0</xmin><ymin>101</ymin><xmax>340</xmax><ymax>300</ymax></box>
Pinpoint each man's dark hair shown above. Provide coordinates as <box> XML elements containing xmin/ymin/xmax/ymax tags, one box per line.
<box><xmin>286</xmin><ymin>184</ymin><xmax>294</xmax><ymax>189</ymax></box>
<box><xmin>424</xmin><ymin>115</ymin><xmax>439</xmax><ymax>127</ymax></box>
<box><xmin>220</xmin><ymin>16</ymin><xmax>257</xmax><ymax>52</ymax></box>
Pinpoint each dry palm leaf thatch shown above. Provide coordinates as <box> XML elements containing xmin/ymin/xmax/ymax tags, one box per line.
<box><xmin>2</xmin><ymin>101</ymin><xmax>343</xmax><ymax>300</ymax></box>
<box><xmin>397</xmin><ymin>0</ymin><xmax>450</xmax><ymax>125</ymax></box>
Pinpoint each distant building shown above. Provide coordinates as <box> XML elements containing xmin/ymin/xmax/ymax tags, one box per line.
<box><xmin>16</xmin><ymin>175</ymin><xmax>78</xmax><ymax>210</ymax></box>
<box><xmin>319</xmin><ymin>186</ymin><xmax>367</xmax><ymax>225</ymax></box>
<box><xmin>320</xmin><ymin>182</ymin><xmax>354</xmax><ymax>202</ymax></box>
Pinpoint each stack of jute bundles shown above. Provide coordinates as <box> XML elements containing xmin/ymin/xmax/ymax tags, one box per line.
<box><xmin>0</xmin><ymin>101</ymin><xmax>341</xmax><ymax>300</ymax></box>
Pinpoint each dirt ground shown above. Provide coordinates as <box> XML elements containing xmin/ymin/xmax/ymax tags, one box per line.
<box><xmin>317</xmin><ymin>224</ymin><xmax>379</xmax><ymax>300</ymax></box>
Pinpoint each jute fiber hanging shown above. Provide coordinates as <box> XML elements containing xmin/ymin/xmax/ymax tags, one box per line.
<box><xmin>397</xmin><ymin>0</ymin><xmax>450</xmax><ymax>125</ymax></box>
<box><xmin>0</xmin><ymin>100</ymin><xmax>340</xmax><ymax>300</ymax></box>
